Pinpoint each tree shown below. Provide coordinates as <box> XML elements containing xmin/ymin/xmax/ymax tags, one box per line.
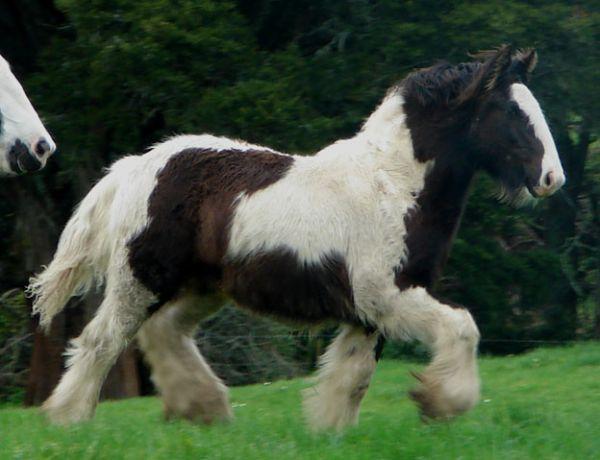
<box><xmin>0</xmin><ymin>0</ymin><xmax>597</xmax><ymax>403</ymax></box>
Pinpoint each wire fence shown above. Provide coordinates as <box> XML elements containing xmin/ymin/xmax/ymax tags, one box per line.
<box><xmin>193</xmin><ymin>321</ymin><xmax>597</xmax><ymax>386</ymax></box>
<box><xmin>196</xmin><ymin>334</ymin><xmax>586</xmax><ymax>344</ymax></box>
<box><xmin>0</xmin><ymin>301</ymin><xmax>597</xmax><ymax>399</ymax></box>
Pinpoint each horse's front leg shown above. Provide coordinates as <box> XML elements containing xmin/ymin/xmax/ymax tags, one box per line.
<box><xmin>374</xmin><ymin>285</ymin><xmax>481</xmax><ymax>420</ymax></box>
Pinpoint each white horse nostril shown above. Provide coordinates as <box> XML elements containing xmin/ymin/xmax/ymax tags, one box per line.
<box><xmin>534</xmin><ymin>170</ymin><xmax>564</xmax><ymax>197</ymax></box>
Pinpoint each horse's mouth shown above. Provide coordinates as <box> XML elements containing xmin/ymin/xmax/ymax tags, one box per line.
<box><xmin>8</xmin><ymin>140</ymin><xmax>42</xmax><ymax>174</ymax></box>
<box><xmin>524</xmin><ymin>176</ymin><xmax>540</xmax><ymax>198</ymax></box>
<box><xmin>526</xmin><ymin>184</ymin><xmax>539</xmax><ymax>198</ymax></box>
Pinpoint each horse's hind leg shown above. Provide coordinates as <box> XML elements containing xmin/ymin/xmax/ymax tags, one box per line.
<box><xmin>137</xmin><ymin>292</ymin><xmax>232</xmax><ymax>424</ymax></box>
<box><xmin>303</xmin><ymin>325</ymin><xmax>380</xmax><ymax>431</ymax></box>
<box><xmin>43</xmin><ymin>263</ymin><xmax>155</xmax><ymax>425</ymax></box>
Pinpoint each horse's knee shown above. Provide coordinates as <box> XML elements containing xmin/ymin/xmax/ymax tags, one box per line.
<box><xmin>454</xmin><ymin>308</ymin><xmax>480</xmax><ymax>345</ymax></box>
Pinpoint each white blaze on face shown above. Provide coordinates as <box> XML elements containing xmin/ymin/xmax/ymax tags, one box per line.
<box><xmin>0</xmin><ymin>54</ymin><xmax>56</xmax><ymax>173</ymax></box>
<box><xmin>510</xmin><ymin>83</ymin><xmax>565</xmax><ymax>196</ymax></box>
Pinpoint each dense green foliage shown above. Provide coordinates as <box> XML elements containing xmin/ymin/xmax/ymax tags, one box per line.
<box><xmin>2</xmin><ymin>344</ymin><xmax>599</xmax><ymax>459</ymax></box>
<box><xmin>0</xmin><ymin>0</ymin><xmax>597</xmax><ymax>399</ymax></box>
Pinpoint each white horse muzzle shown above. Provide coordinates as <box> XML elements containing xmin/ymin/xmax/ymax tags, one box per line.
<box><xmin>7</xmin><ymin>139</ymin><xmax>50</xmax><ymax>173</ymax></box>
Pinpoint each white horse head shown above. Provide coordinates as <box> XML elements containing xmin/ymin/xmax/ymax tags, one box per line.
<box><xmin>0</xmin><ymin>54</ymin><xmax>56</xmax><ymax>175</ymax></box>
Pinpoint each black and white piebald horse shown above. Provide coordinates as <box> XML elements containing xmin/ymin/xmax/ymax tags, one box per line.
<box><xmin>29</xmin><ymin>45</ymin><xmax>564</xmax><ymax>429</ymax></box>
<box><xmin>0</xmin><ymin>54</ymin><xmax>55</xmax><ymax>174</ymax></box>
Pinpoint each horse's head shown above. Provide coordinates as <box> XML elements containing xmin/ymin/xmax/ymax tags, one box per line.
<box><xmin>0</xmin><ymin>54</ymin><xmax>56</xmax><ymax>175</ymax></box>
<box><xmin>459</xmin><ymin>45</ymin><xmax>565</xmax><ymax>199</ymax></box>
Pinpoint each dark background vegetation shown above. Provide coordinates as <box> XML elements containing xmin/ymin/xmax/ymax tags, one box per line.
<box><xmin>0</xmin><ymin>0</ymin><xmax>597</xmax><ymax>404</ymax></box>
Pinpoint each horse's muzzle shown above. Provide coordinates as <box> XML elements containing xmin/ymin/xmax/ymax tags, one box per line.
<box><xmin>8</xmin><ymin>139</ymin><xmax>43</xmax><ymax>173</ymax></box>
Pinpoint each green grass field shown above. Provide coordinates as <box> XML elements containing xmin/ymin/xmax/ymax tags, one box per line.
<box><xmin>1</xmin><ymin>343</ymin><xmax>599</xmax><ymax>459</ymax></box>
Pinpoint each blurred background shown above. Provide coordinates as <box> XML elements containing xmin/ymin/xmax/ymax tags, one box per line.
<box><xmin>0</xmin><ymin>0</ymin><xmax>597</xmax><ymax>407</ymax></box>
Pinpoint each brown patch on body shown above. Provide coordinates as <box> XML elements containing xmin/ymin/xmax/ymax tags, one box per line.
<box><xmin>396</xmin><ymin>157</ymin><xmax>475</xmax><ymax>290</ymax></box>
<box><xmin>128</xmin><ymin>147</ymin><xmax>358</xmax><ymax>325</ymax></box>
<box><xmin>396</xmin><ymin>86</ymin><xmax>476</xmax><ymax>289</ymax></box>
<box><xmin>223</xmin><ymin>249</ymin><xmax>357</xmax><ymax>324</ymax></box>
<box><xmin>128</xmin><ymin>148</ymin><xmax>294</xmax><ymax>304</ymax></box>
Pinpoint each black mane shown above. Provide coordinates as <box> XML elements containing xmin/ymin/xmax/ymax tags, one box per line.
<box><xmin>400</xmin><ymin>61</ymin><xmax>482</xmax><ymax>108</ymax></box>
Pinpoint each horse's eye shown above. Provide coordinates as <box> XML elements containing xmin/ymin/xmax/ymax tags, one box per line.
<box><xmin>507</xmin><ymin>104</ymin><xmax>521</xmax><ymax>116</ymax></box>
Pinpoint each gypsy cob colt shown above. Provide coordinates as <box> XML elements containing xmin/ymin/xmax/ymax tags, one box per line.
<box><xmin>29</xmin><ymin>46</ymin><xmax>564</xmax><ymax>430</ymax></box>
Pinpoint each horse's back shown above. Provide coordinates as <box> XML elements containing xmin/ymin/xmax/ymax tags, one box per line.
<box><xmin>110</xmin><ymin>134</ymin><xmax>363</xmax><ymax>324</ymax></box>
<box><xmin>125</xmin><ymin>135</ymin><xmax>295</xmax><ymax>304</ymax></box>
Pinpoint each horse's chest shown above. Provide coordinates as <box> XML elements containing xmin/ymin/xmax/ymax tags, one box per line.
<box><xmin>222</xmin><ymin>248</ymin><xmax>358</xmax><ymax>324</ymax></box>
<box><xmin>395</xmin><ymin>198</ymin><xmax>467</xmax><ymax>288</ymax></box>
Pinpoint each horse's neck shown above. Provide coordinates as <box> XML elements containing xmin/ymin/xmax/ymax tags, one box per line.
<box><xmin>398</xmin><ymin>142</ymin><xmax>476</xmax><ymax>288</ymax></box>
<box><xmin>315</xmin><ymin>94</ymin><xmax>473</xmax><ymax>287</ymax></box>
<box><xmin>357</xmin><ymin>92</ymin><xmax>477</xmax><ymax>287</ymax></box>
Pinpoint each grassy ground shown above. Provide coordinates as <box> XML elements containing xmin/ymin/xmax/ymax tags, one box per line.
<box><xmin>1</xmin><ymin>343</ymin><xmax>599</xmax><ymax>459</ymax></box>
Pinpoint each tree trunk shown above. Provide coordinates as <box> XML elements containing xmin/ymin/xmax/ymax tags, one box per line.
<box><xmin>101</xmin><ymin>347</ymin><xmax>142</xmax><ymax>400</ymax></box>
<box><xmin>24</xmin><ymin>315</ymin><xmax>65</xmax><ymax>406</ymax></box>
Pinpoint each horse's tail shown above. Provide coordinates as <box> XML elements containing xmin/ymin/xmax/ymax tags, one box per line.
<box><xmin>27</xmin><ymin>173</ymin><xmax>118</xmax><ymax>331</ymax></box>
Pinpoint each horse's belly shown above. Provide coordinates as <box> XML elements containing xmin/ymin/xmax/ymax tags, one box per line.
<box><xmin>222</xmin><ymin>248</ymin><xmax>357</xmax><ymax>324</ymax></box>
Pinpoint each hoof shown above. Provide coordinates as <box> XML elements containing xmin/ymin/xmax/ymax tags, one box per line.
<box><xmin>163</xmin><ymin>397</ymin><xmax>233</xmax><ymax>425</ymax></box>
<box><xmin>42</xmin><ymin>398</ymin><xmax>94</xmax><ymax>426</ymax></box>
<box><xmin>409</xmin><ymin>386</ymin><xmax>454</xmax><ymax>421</ymax></box>
<box><xmin>409</xmin><ymin>371</ymin><xmax>478</xmax><ymax>421</ymax></box>
<box><xmin>302</xmin><ymin>388</ymin><xmax>361</xmax><ymax>432</ymax></box>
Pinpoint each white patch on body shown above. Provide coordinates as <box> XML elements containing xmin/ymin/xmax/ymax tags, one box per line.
<box><xmin>225</xmin><ymin>92</ymin><xmax>479</xmax><ymax>422</ymax></box>
<box><xmin>227</xmin><ymin>92</ymin><xmax>433</xmax><ymax>322</ymax></box>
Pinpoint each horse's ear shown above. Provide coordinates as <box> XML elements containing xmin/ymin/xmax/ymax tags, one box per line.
<box><xmin>511</xmin><ymin>48</ymin><xmax>538</xmax><ymax>83</ymax></box>
<box><xmin>454</xmin><ymin>44</ymin><xmax>513</xmax><ymax>106</ymax></box>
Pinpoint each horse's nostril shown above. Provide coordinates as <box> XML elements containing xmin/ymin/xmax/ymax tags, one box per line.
<box><xmin>35</xmin><ymin>139</ymin><xmax>51</xmax><ymax>156</ymax></box>
<box><xmin>544</xmin><ymin>171</ymin><xmax>554</xmax><ymax>187</ymax></box>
